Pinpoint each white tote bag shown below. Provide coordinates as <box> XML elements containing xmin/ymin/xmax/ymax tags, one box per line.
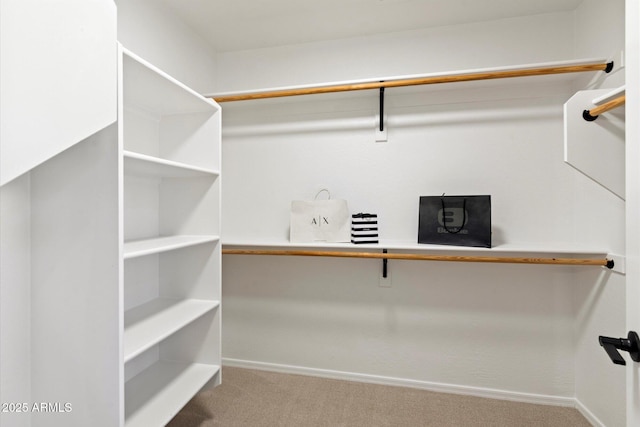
<box><xmin>290</xmin><ymin>189</ymin><xmax>350</xmax><ymax>243</ymax></box>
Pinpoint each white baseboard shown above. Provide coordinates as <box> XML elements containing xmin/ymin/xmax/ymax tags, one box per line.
<box><xmin>575</xmin><ymin>398</ymin><xmax>605</xmax><ymax>427</ymax></box>
<box><xmin>222</xmin><ymin>358</ymin><xmax>576</xmax><ymax>408</ymax></box>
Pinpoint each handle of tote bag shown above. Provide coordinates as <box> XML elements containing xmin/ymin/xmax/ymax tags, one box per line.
<box><xmin>440</xmin><ymin>196</ymin><xmax>467</xmax><ymax>234</ymax></box>
<box><xmin>315</xmin><ymin>189</ymin><xmax>331</xmax><ymax>200</ymax></box>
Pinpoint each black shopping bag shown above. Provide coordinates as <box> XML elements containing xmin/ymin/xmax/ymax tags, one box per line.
<box><xmin>418</xmin><ymin>195</ymin><xmax>491</xmax><ymax>248</ymax></box>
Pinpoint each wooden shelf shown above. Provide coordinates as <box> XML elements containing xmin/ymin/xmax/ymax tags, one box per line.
<box><xmin>124</xmin><ymin>235</ymin><xmax>220</xmax><ymax>259</ymax></box>
<box><xmin>124</xmin><ymin>151</ymin><xmax>219</xmax><ymax>178</ymax></box>
<box><xmin>125</xmin><ymin>361</ymin><xmax>219</xmax><ymax>427</ymax></box>
<box><xmin>124</xmin><ymin>298</ymin><xmax>220</xmax><ymax>362</ymax></box>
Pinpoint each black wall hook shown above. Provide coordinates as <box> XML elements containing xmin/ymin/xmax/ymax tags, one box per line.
<box><xmin>599</xmin><ymin>331</ymin><xmax>640</xmax><ymax>365</ymax></box>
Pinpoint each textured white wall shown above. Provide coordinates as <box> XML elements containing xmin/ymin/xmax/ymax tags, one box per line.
<box><xmin>0</xmin><ymin>176</ymin><xmax>32</xmax><ymax>427</ymax></box>
<box><xmin>0</xmin><ymin>0</ymin><xmax>117</xmax><ymax>186</ymax></box>
<box><xmin>223</xmin><ymin>255</ymin><xmax>579</xmax><ymax>398</ymax></box>
<box><xmin>215</xmin><ymin>12</ymin><xmax>575</xmax><ymax>93</ymax></box>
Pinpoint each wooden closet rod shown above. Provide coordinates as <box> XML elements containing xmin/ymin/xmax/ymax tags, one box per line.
<box><xmin>213</xmin><ymin>61</ymin><xmax>613</xmax><ymax>102</ymax></box>
<box><xmin>583</xmin><ymin>94</ymin><xmax>626</xmax><ymax>121</ymax></box>
<box><xmin>222</xmin><ymin>249</ymin><xmax>614</xmax><ymax>268</ymax></box>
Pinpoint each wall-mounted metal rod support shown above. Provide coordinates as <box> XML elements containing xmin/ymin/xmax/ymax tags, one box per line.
<box><xmin>222</xmin><ymin>248</ymin><xmax>613</xmax><ymax>268</ymax></box>
<box><xmin>382</xmin><ymin>249</ymin><xmax>388</xmax><ymax>277</ymax></box>
<box><xmin>212</xmin><ymin>61</ymin><xmax>613</xmax><ymax>102</ymax></box>
<box><xmin>583</xmin><ymin>94</ymin><xmax>626</xmax><ymax>121</ymax></box>
<box><xmin>379</xmin><ymin>86</ymin><xmax>385</xmax><ymax>132</ymax></box>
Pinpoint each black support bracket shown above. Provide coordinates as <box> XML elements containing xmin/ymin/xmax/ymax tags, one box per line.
<box><xmin>583</xmin><ymin>109</ymin><xmax>598</xmax><ymax>121</ymax></box>
<box><xmin>379</xmin><ymin>86</ymin><xmax>385</xmax><ymax>131</ymax></box>
<box><xmin>382</xmin><ymin>249</ymin><xmax>388</xmax><ymax>278</ymax></box>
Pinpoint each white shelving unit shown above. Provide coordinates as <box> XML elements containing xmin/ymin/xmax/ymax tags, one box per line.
<box><xmin>120</xmin><ymin>46</ymin><xmax>222</xmax><ymax>427</ymax></box>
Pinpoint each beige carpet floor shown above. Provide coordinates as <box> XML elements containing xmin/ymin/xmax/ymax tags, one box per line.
<box><xmin>168</xmin><ymin>367</ymin><xmax>591</xmax><ymax>427</ymax></box>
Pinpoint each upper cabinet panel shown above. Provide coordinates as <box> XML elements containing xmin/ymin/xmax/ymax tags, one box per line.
<box><xmin>0</xmin><ymin>0</ymin><xmax>117</xmax><ymax>186</ymax></box>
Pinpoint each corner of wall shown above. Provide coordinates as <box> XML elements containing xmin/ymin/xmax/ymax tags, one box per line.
<box><xmin>114</xmin><ymin>0</ymin><xmax>218</xmax><ymax>94</ymax></box>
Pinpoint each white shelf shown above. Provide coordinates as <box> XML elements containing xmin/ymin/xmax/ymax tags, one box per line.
<box><xmin>125</xmin><ymin>361</ymin><xmax>219</xmax><ymax>427</ymax></box>
<box><xmin>124</xmin><ymin>298</ymin><xmax>219</xmax><ymax>362</ymax></box>
<box><xmin>124</xmin><ymin>235</ymin><xmax>220</xmax><ymax>259</ymax></box>
<box><xmin>592</xmin><ymin>85</ymin><xmax>625</xmax><ymax>104</ymax></box>
<box><xmin>124</xmin><ymin>151</ymin><xmax>219</xmax><ymax>178</ymax></box>
<box><xmin>222</xmin><ymin>239</ymin><xmax>609</xmax><ymax>258</ymax></box>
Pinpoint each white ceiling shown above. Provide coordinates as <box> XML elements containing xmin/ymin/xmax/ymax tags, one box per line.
<box><xmin>159</xmin><ymin>0</ymin><xmax>583</xmax><ymax>52</ymax></box>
